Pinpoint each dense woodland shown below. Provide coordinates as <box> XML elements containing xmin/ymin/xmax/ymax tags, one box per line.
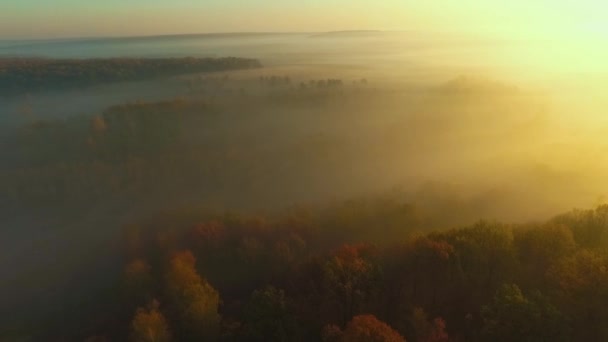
<box><xmin>74</xmin><ymin>201</ymin><xmax>608</xmax><ymax>341</ymax></box>
<box><xmin>1</xmin><ymin>60</ymin><xmax>606</xmax><ymax>341</ymax></box>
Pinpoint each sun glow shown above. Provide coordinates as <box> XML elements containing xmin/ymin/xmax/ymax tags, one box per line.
<box><xmin>580</xmin><ymin>21</ymin><xmax>608</xmax><ymax>39</ymax></box>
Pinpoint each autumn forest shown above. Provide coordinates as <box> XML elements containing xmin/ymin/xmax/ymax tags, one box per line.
<box><xmin>2</xmin><ymin>31</ymin><xmax>608</xmax><ymax>342</ymax></box>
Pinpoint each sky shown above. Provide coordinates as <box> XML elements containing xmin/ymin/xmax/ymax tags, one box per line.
<box><xmin>1</xmin><ymin>0</ymin><xmax>607</xmax><ymax>40</ymax></box>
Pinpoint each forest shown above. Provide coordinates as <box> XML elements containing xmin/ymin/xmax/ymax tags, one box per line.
<box><xmin>4</xmin><ymin>0</ymin><xmax>608</xmax><ymax>338</ymax></box>
<box><xmin>70</xmin><ymin>201</ymin><xmax>608</xmax><ymax>341</ymax></box>
<box><xmin>1</xmin><ymin>51</ymin><xmax>608</xmax><ymax>342</ymax></box>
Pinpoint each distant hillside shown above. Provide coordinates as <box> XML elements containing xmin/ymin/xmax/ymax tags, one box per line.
<box><xmin>309</xmin><ymin>30</ymin><xmax>384</xmax><ymax>38</ymax></box>
<box><xmin>436</xmin><ymin>75</ymin><xmax>520</xmax><ymax>95</ymax></box>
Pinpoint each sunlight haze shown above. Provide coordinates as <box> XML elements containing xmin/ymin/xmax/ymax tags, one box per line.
<box><xmin>4</xmin><ymin>0</ymin><xmax>607</xmax><ymax>75</ymax></box>
<box><xmin>2</xmin><ymin>0</ymin><xmax>607</xmax><ymax>41</ymax></box>
<box><xmin>2</xmin><ymin>1</ymin><xmax>608</xmax><ymax>341</ymax></box>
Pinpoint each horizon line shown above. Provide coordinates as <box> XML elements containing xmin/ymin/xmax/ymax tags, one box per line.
<box><xmin>0</xmin><ymin>29</ymin><xmax>397</xmax><ymax>43</ymax></box>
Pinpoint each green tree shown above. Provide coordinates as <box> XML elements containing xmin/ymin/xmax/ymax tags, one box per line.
<box><xmin>481</xmin><ymin>284</ymin><xmax>567</xmax><ymax>342</ymax></box>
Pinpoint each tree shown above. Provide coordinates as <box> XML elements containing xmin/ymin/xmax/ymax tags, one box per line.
<box><xmin>439</xmin><ymin>221</ymin><xmax>516</xmax><ymax>300</ymax></box>
<box><xmin>547</xmin><ymin>250</ymin><xmax>608</xmax><ymax>341</ymax></box>
<box><xmin>407</xmin><ymin>237</ymin><xmax>456</xmax><ymax>308</ymax></box>
<box><xmin>336</xmin><ymin>314</ymin><xmax>405</xmax><ymax>342</ymax></box>
<box><xmin>241</xmin><ymin>286</ymin><xmax>300</xmax><ymax>341</ymax></box>
<box><xmin>322</xmin><ymin>324</ymin><xmax>343</xmax><ymax>342</ymax></box>
<box><xmin>130</xmin><ymin>300</ymin><xmax>172</xmax><ymax>342</ymax></box>
<box><xmin>410</xmin><ymin>308</ymin><xmax>449</xmax><ymax>342</ymax></box>
<box><xmin>164</xmin><ymin>250</ymin><xmax>220</xmax><ymax>342</ymax></box>
<box><xmin>513</xmin><ymin>223</ymin><xmax>575</xmax><ymax>288</ymax></box>
<box><xmin>481</xmin><ymin>284</ymin><xmax>567</xmax><ymax>342</ymax></box>
<box><xmin>323</xmin><ymin>244</ymin><xmax>379</xmax><ymax>325</ymax></box>
<box><xmin>552</xmin><ymin>205</ymin><xmax>608</xmax><ymax>249</ymax></box>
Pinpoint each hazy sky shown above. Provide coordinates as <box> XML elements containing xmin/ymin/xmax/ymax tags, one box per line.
<box><xmin>1</xmin><ymin>0</ymin><xmax>607</xmax><ymax>40</ymax></box>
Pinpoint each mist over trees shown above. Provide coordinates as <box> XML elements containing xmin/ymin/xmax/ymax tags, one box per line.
<box><xmin>1</xmin><ymin>48</ymin><xmax>607</xmax><ymax>342</ymax></box>
<box><xmin>69</xmin><ymin>201</ymin><xmax>608</xmax><ymax>341</ymax></box>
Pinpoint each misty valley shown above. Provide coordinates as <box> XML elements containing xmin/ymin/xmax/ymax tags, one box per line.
<box><xmin>1</xmin><ymin>33</ymin><xmax>608</xmax><ymax>342</ymax></box>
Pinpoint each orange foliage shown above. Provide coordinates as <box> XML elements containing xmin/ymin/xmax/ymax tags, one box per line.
<box><xmin>130</xmin><ymin>300</ymin><xmax>171</xmax><ymax>342</ymax></box>
<box><xmin>341</xmin><ymin>314</ymin><xmax>405</xmax><ymax>342</ymax></box>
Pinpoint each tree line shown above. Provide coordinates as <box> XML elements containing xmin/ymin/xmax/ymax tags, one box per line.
<box><xmin>0</xmin><ymin>57</ymin><xmax>261</xmax><ymax>95</ymax></box>
<box><xmin>76</xmin><ymin>202</ymin><xmax>608</xmax><ymax>341</ymax></box>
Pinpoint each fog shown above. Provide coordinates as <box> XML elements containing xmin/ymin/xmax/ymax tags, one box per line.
<box><xmin>1</xmin><ymin>32</ymin><xmax>608</xmax><ymax>339</ymax></box>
